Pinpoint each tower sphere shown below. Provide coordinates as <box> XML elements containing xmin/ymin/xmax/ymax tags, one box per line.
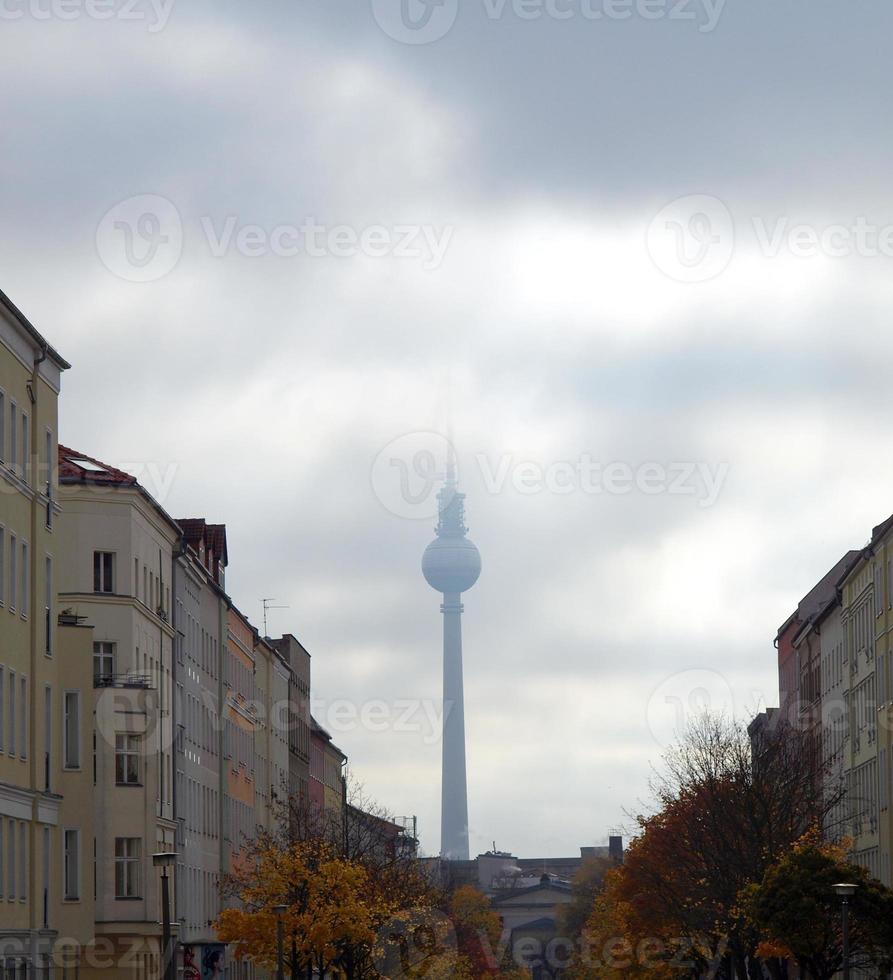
<box><xmin>422</xmin><ymin>536</ymin><xmax>482</xmax><ymax>594</ymax></box>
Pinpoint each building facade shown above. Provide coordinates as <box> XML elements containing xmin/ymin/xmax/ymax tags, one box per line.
<box><xmin>57</xmin><ymin>446</ymin><xmax>180</xmax><ymax>978</ymax></box>
<box><xmin>0</xmin><ymin>291</ymin><xmax>99</xmax><ymax>975</ymax></box>
<box><xmin>173</xmin><ymin>519</ymin><xmax>227</xmax><ymax>962</ymax></box>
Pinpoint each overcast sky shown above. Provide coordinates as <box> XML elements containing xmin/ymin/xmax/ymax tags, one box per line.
<box><xmin>3</xmin><ymin>0</ymin><xmax>893</xmax><ymax>858</ymax></box>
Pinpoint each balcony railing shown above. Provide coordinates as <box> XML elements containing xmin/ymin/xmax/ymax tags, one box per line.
<box><xmin>94</xmin><ymin>673</ymin><xmax>153</xmax><ymax>690</ymax></box>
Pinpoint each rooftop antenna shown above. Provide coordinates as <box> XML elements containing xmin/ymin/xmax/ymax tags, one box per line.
<box><xmin>261</xmin><ymin>598</ymin><xmax>289</xmax><ymax>638</ymax></box>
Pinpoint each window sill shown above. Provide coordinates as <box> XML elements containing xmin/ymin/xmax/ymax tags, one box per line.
<box><xmin>116</xmin><ymin>783</ymin><xmax>144</xmax><ymax>788</ymax></box>
<box><xmin>115</xmin><ymin>896</ymin><xmax>143</xmax><ymax>902</ymax></box>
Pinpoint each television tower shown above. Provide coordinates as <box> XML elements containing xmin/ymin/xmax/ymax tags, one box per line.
<box><xmin>422</xmin><ymin>450</ymin><xmax>481</xmax><ymax>860</ymax></box>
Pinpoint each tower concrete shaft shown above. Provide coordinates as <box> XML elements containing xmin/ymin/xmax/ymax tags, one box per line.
<box><xmin>440</xmin><ymin>591</ymin><xmax>469</xmax><ymax>860</ymax></box>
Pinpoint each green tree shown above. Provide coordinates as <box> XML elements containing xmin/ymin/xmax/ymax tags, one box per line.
<box><xmin>741</xmin><ymin>828</ymin><xmax>893</xmax><ymax>980</ymax></box>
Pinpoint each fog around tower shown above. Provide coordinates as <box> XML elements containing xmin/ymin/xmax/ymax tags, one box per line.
<box><xmin>5</xmin><ymin>2</ymin><xmax>893</xmax><ymax>857</ymax></box>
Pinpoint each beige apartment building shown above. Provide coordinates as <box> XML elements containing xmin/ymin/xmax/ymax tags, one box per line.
<box><xmin>836</xmin><ymin>516</ymin><xmax>893</xmax><ymax>886</ymax></box>
<box><xmin>0</xmin><ymin>290</ymin><xmax>95</xmax><ymax>974</ymax></box>
<box><xmin>56</xmin><ymin>445</ymin><xmax>180</xmax><ymax>978</ymax></box>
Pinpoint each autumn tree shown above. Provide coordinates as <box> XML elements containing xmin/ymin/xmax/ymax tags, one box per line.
<box><xmin>216</xmin><ymin>835</ymin><xmax>385</xmax><ymax>978</ymax></box>
<box><xmin>558</xmin><ymin>856</ymin><xmax>614</xmax><ymax>949</ymax></box>
<box><xmin>741</xmin><ymin>828</ymin><xmax>893</xmax><ymax>980</ymax></box>
<box><xmin>572</xmin><ymin>714</ymin><xmax>842</xmax><ymax>980</ymax></box>
<box><xmin>217</xmin><ymin>786</ymin><xmax>445</xmax><ymax>978</ymax></box>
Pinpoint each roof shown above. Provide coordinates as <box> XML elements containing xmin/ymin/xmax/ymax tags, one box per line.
<box><xmin>58</xmin><ymin>444</ymin><xmax>181</xmax><ymax>534</ymax></box>
<box><xmin>491</xmin><ymin>879</ymin><xmax>572</xmax><ymax>903</ymax></box>
<box><xmin>509</xmin><ymin>917</ymin><xmax>556</xmax><ymax>934</ymax></box>
<box><xmin>0</xmin><ymin>286</ymin><xmax>70</xmax><ymax>370</ymax></box>
<box><xmin>776</xmin><ymin>549</ymin><xmax>861</xmax><ymax>642</ymax></box>
<box><xmin>177</xmin><ymin>517</ymin><xmax>229</xmax><ymax>566</ymax></box>
<box><xmin>59</xmin><ymin>444</ymin><xmax>139</xmax><ymax>486</ymax></box>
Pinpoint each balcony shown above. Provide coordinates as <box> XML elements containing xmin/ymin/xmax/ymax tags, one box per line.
<box><xmin>94</xmin><ymin>673</ymin><xmax>153</xmax><ymax>690</ymax></box>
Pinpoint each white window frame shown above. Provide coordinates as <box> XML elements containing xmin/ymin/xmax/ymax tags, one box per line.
<box><xmin>114</xmin><ymin>837</ymin><xmax>142</xmax><ymax>899</ymax></box>
<box><xmin>94</xmin><ymin>551</ymin><xmax>115</xmax><ymax>594</ymax></box>
<box><xmin>115</xmin><ymin>734</ymin><xmax>141</xmax><ymax>786</ymax></box>
<box><xmin>93</xmin><ymin>642</ymin><xmax>115</xmax><ymax>685</ymax></box>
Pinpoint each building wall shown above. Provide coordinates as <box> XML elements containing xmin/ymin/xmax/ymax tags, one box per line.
<box><xmin>223</xmin><ymin>608</ymin><xmax>257</xmax><ymax>869</ymax></box>
<box><xmin>57</xmin><ymin>479</ymin><xmax>179</xmax><ymax>977</ymax></box>
<box><xmin>271</xmin><ymin>635</ymin><xmax>310</xmax><ymax>810</ymax></box>
<box><xmin>54</xmin><ymin>619</ymin><xmax>97</xmax><ymax>967</ymax></box>
<box><xmin>820</xmin><ymin>603</ymin><xmax>848</xmax><ymax>841</ymax></box>
<box><xmin>0</xmin><ymin>298</ymin><xmax>71</xmax><ymax>972</ymax></box>
<box><xmin>840</xmin><ymin>556</ymin><xmax>882</xmax><ymax>882</ymax></box>
<box><xmin>174</xmin><ymin>547</ymin><xmax>224</xmax><ymax>951</ymax></box>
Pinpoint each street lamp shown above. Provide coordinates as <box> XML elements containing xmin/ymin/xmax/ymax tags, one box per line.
<box><xmin>833</xmin><ymin>882</ymin><xmax>858</xmax><ymax>980</ymax></box>
<box><xmin>272</xmin><ymin>905</ymin><xmax>288</xmax><ymax>980</ymax></box>
<box><xmin>153</xmin><ymin>852</ymin><xmax>178</xmax><ymax>980</ymax></box>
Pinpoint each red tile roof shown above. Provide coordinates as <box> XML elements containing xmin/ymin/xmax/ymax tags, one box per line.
<box><xmin>58</xmin><ymin>444</ymin><xmax>138</xmax><ymax>486</ymax></box>
<box><xmin>177</xmin><ymin>517</ymin><xmax>228</xmax><ymax>566</ymax></box>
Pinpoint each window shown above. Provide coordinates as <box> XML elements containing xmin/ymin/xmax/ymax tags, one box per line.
<box><xmin>115</xmin><ymin>734</ymin><xmax>140</xmax><ymax>785</ymax></box>
<box><xmin>45</xmin><ymin>687</ymin><xmax>52</xmax><ymax>792</ymax></box>
<box><xmin>0</xmin><ymin>527</ymin><xmax>4</xmax><ymax>605</ymax></box>
<box><xmin>9</xmin><ymin>403</ymin><xmax>16</xmax><ymax>473</ymax></box>
<box><xmin>18</xmin><ymin>676</ymin><xmax>25</xmax><ymax>759</ymax></box>
<box><xmin>18</xmin><ymin>821</ymin><xmax>26</xmax><ymax>900</ymax></box>
<box><xmin>94</xmin><ymin>551</ymin><xmax>115</xmax><ymax>593</ymax></box>
<box><xmin>7</xmin><ymin>671</ymin><xmax>14</xmax><ymax>756</ymax></box>
<box><xmin>114</xmin><ymin>838</ymin><xmax>141</xmax><ymax>898</ymax></box>
<box><xmin>45</xmin><ymin>556</ymin><xmax>52</xmax><ymax>657</ymax></box>
<box><xmin>63</xmin><ymin>830</ymin><xmax>80</xmax><ymax>900</ymax></box>
<box><xmin>63</xmin><ymin>693</ymin><xmax>80</xmax><ymax>769</ymax></box>
<box><xmin>9</xmin><ymin>535</ymin><xmax>15</xmax><ymax>611</ymax></box>
<box><xmin>93</xmin><ymin>642</ymin><xmax>115</xmax><ymax>684</ymax></box>
<box><xmin>0</xmin><ymin>391</ymin><xmax>5</xmax><ymax>461</ymax></box>
<box><xmin>7</xmin><ymin>819</ymin><xmax>14</xmax><ymax>900</ymax></box>
<box><xmin>20</xmin><ymin>541</ymin><xmax>28</xmax><ymax>618</ymax></box>
<box><xmin>21</xmin><ymin>413</ymin><xmax>28</xmax><ymax>486</ymax></box>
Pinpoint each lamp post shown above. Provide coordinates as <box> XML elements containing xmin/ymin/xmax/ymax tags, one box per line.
<box><xmin>833</xmin><ymin>882</ymin><xmax>858</xmax><ymax>980</ymax></box>
<box><xmin>153</xmin><ymin>852</ymin><xmax>178</xmax><ymax>980</ymax></box>
<box><xmin>272</xmin><ymin>904</ymin><xmax>288</xmax><ymax>980</ymax></box>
